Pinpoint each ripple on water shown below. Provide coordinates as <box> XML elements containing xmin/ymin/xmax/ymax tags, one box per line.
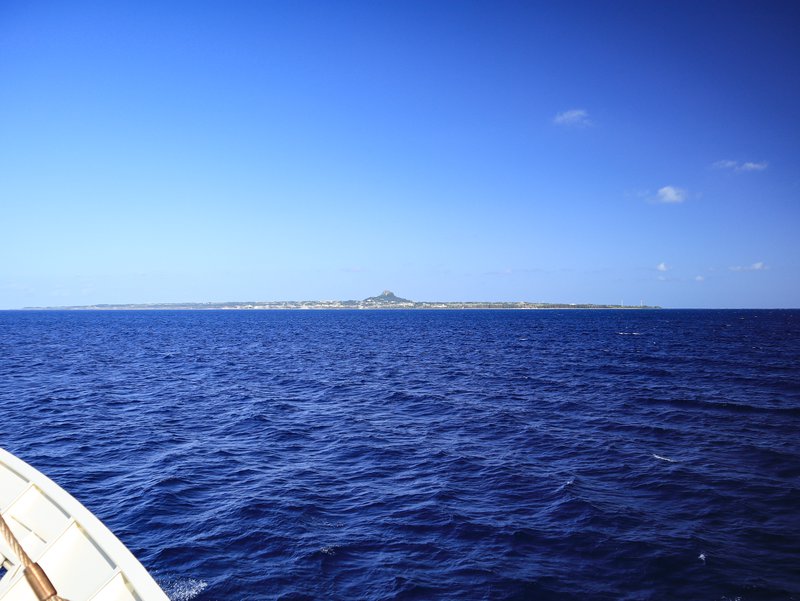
<box><xmin>0</xmin><ymin>309</ymin><xmax>799</xmax><ymax>600</ymax></box>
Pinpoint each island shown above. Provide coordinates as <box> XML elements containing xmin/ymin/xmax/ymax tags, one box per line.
<box><xmin>23</xmin><ymin>291</ymin><xmax>660</xmax><ymax>310</ymax></box>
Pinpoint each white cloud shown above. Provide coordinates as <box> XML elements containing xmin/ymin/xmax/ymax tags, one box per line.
<box><xmin>729</xmin><ymin>261</ymin><xmax>768</xmax><ymax>272</ymax></box>
<box><xmin>553</xmin><ymin>109</ymin><xmax>591</xmax><ymax>127</ymax></box>
<box><xmin>739</xmin><ymin>161</ymin><xmax>768</xmax><ymax>171</ymax></box>
<box><xmin>657</xmin><ymin>262</ymin><xmax>669</xmax><ymax>272</ymax></box>
<box><xmin>656</xmin><ymin>186</ymin><xmax>687</xmax><ymax>204</ymax></box>
<box><xmin>484</xmin><ymin>267</ymin><xmax>541</xmax><ymax>276</ymax></box>
<box><xmin>695</xmin><ymin>275</ymin><xmax>705</xmax><ymax>282</ymax></box>
<box><xmin>712</xmin><ymin>159</ymin><xmax>768</xmax><ymax>172</ymax></box>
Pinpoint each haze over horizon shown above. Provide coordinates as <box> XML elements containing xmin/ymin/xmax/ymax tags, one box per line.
<box><xmin>2</xmin><ymin>1</ymin><xmax>799</xmax><ymax>309</ymax></box>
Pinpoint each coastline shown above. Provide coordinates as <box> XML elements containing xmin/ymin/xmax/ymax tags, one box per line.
<box><xmin>19</xmin><ymin>301</ymin><xmax>661</xmax><ymax>311</ymax></box>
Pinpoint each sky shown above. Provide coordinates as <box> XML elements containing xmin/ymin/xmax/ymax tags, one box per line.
<box><xmin>1</xmin><ymin>1</ymin><xmax>799</xmax><ymax>309</ymax></box>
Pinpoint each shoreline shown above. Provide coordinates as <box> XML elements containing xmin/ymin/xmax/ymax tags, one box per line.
<box><xmin>18</xmin><ymin>303</ymin><xmax>661</xmax><ymax>311</ymax></box>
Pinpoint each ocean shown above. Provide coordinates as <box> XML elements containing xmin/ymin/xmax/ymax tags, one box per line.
<box><xmin>0</xmin><ymin>309</ymin><xmax>798</xmax><ymax>600</ymax></box>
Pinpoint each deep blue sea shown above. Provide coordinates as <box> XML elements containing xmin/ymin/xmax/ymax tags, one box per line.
<box><xmin>1</xmin><ymin>310</ymin><xmax>799</xmax><ymax>600</ymax></box>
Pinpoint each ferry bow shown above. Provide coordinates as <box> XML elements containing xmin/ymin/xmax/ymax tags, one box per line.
<box><xmin>0</xmin><ymin>448</ymin><xmax>168</xmax><ymax>601</ymax></box>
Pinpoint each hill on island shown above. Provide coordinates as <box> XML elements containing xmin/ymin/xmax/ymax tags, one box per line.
<box><xmin>361</xmin><ymin>290</ymin><xmax>413</xmax><ymax>305</ymax></box>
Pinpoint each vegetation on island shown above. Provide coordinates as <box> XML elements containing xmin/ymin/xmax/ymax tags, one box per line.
<box><xmin>24</xmin><ymin>290</ymin><xmax>660</xmax><ymax>310</ymax></box>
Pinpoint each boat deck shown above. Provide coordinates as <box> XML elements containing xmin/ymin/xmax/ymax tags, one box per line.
<box><xmin>0</xmin><ymin>449</ymin><xmax>168</xmax><ymax>601</ymax></box>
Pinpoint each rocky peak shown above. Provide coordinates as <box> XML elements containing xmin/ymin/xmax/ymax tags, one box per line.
<box><xmin>362</xmin><ymin>290</ymin><xmax>413</xmax><ymax>304</ymax></box>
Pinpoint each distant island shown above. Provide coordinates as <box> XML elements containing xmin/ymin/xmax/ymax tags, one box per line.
<box><xmin>24</xmin><ymin>291</ymin><xmax>660</xmax><ymax>310</ymax></box>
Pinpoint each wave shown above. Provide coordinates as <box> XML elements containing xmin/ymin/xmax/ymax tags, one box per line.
<box><xmin>652</xmin><ymin>453</ymin><xmax>677</xmax><ymax>463</ymax></box>
<box><xmin>2</xmin><ymin>309</ymin><xmax>798</xmax><ymax>600</ymax></box>
<box><xmin>158</xmin><ymin>578</ymin><xmax>208</xmax><ymax>601</ymax></box>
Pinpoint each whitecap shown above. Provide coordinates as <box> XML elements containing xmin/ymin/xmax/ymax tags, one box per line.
<box><xmin>159</xmin><ymin>578</ymin><xmax>209</xmax><ymax>601</ymax></box>
<box><xmin>652</xmin><ymin>453</ymin><xmax>676</xmax><ymax>463</ymax></box>
<box><xmin>555</xmin><ymin>476</ymin><xmax>575</xmax><ymax>492</ymax></box>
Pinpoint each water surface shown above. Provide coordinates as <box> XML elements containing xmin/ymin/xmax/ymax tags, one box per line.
<box><xmin>1</xmin><ymin>310</ymin><xmax>798</xmax><ymax>600</ymax></box>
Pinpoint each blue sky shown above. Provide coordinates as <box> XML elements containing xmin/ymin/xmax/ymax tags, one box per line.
<box><xmin>1</xmin><ymin>1</ymin><xmax>798</xmax><ymax>308</ymax></box>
